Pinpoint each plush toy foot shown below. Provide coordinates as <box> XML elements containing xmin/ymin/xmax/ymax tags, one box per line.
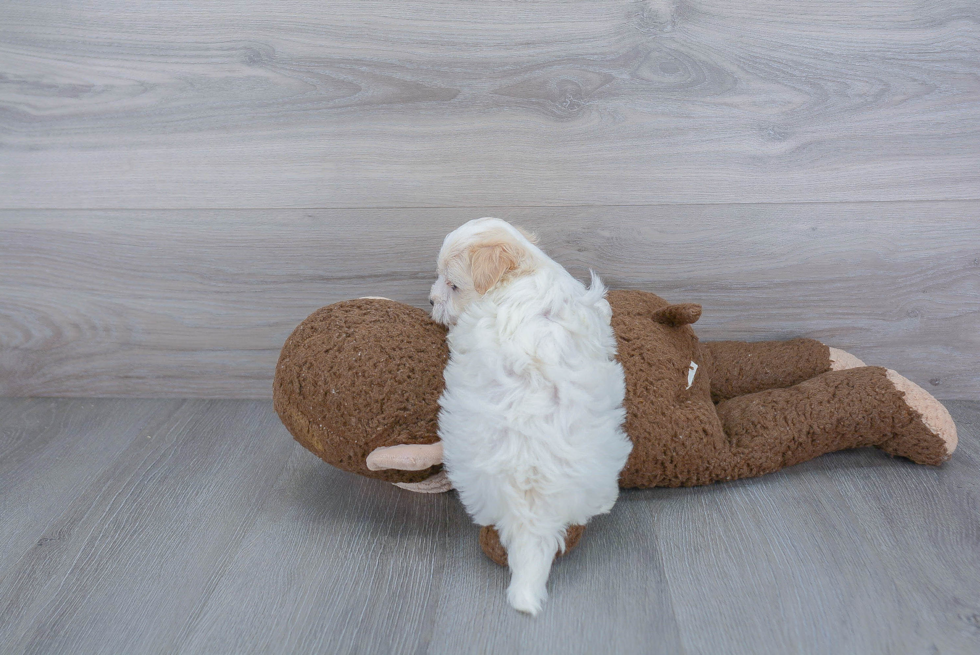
<box><xmin>828</xmin><ymin>347</ymin><xmax>866</xmax><ymax>370</ymax></box>
<box><xmin>880</xmin><ymin>370</ymin><xmax>958</xmax><ymax>463</ymax></box>
<box><xmin>479</xmin><ymin>525</ymin><xmax>585</xmax><ymax>567</ymax></box>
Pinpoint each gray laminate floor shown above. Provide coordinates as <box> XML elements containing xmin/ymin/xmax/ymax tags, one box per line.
<box><xmin>1</xmin><ymin>398</ymin><xmax>978</xmax><ymax>654</ymax></box>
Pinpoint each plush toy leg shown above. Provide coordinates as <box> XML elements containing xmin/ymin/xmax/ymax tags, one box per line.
<box><xmin>702</xmin><ymin>339</ymin><xmax>868</xmax><ymax>403</ymax></box>
<box><xmin>713</xmin><ymin>367</ymin><xmax>956</xmax><ymax>481</ymax></box>
<box><xmin>479</xmin><ymin>525</ymin><xmax>585</xmax><ymax>567</ymax></box>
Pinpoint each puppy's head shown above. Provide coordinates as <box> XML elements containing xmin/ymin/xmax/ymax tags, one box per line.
<box><xmin>429</xmin><ymin>218</ymin><xmax>538</xmax><ymax>326</ymax></box>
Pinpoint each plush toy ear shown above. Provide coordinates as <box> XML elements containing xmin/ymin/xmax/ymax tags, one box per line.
<box><xmin>651</xmin><ymin>303</ymin><xmax>702</xmax><ymax>327</ymax></box>
<box><xmin>469</xmin><ymin>239</ymin><xmax>526</xmax><ymax>295</ymax></box>
<box><xmin>365</xmin><ymin>442</ymin><xmax>444</xmax><ymax>471</ymax></box>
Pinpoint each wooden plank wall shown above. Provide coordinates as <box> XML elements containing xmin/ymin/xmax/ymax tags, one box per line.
<box><xmin>1</xmin><ymin>1</ymin><xmax>978</xmax><ymax>398</ymax></box>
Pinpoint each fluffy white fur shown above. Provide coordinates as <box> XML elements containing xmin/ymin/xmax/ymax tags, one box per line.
<box><xmin>430</xmin><ymin>218</ymin><xmax>632</xmax><ymax>616</ymax></box>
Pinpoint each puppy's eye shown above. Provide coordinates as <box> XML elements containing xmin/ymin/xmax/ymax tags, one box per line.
<box><xmin>448</xmin><ymin>281</ymin><xmax>458</xmax><ymax>291</ymax></box>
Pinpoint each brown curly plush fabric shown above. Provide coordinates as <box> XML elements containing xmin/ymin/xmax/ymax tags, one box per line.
<box><xmin>274</xmin><ymin>291</ymin><xmax>953</xmax><ymax>566</ymax></box>
<box><xmin>607</xmin><ymin>290</ymin><xmax>949</xmax><ymax>486</ymax></box>
<box><xmin>715</xmin><ymin>366</ymin><xmax>950</xmax><ymax>471</ymax></box>
<box><xmin>274</xmin><ymin>292</ymin><xmax>951</xmax><ymax>487</ymax></box>
<box><xmin>273</xmin><ymin>299</ymin><xmax>448</xmax><ymax>484</ymax></box>
<box><xmin>609</xmin><ymin>290</ymin><xmax>726</xmax><ymax>488</ymax></box>
<box><xmin>702</xmin><ymin>339</ymin><xmax>832</xmax><ymax>403</ymax></box>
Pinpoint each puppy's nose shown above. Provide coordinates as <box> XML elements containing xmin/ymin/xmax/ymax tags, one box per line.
<box><xmin>429</xmin><ymin>298</ymin><xmax>435</xmax><ymax>306</ymax></box>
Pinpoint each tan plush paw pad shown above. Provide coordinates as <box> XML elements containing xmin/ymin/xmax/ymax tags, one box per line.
<box><xmin>393</xmin><ymin>471</ymin><xmax>453</xmax><ymax>493</ymax></box>
<box><xmin>829</xmin><ymin>347</ymin><xmax>866</xmax><ymax>371</ymax></box>
<box><xmin>366</xmin><ymin>442</ymin><xmax>444</xmax><ymax>471</ymax></box>
<box><xmin>886</xmin><ymin>370</ymin><xmax>957</xmax><ymax>456</ymax></box>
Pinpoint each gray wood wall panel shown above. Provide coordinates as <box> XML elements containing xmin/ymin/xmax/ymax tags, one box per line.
<box><xmin>1</xmin><ymin>0</ymin><xmax>978</xmax><ymax>208</ymax></box>
<box><xmin>1</xmin><ymin>398</ymin><xmax>977</xmax><ymax>653</ymax></box>
<box><xmin>2</xmin><ymin>203</ymin><xmax>977</xmax><ymax>399</ymax></box>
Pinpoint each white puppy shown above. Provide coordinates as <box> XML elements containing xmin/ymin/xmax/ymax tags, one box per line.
<box><xmin>430</xmin><ymin>218</ymin><xmax>632</xmax><ymax>616</ymax></box>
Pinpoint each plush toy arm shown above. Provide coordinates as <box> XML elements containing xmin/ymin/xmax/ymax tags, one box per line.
<box><xmin>700</xmin><ymin>339</ymin><xmax>835</xmax><ymax>403</ymax></box>
<box><xmin>365</xmin><ymin>442</ymin><xmax>453</xmax><ymax>493</ymax></box>
<box><xmin>393</xmin><ymin>470</ymin><xmax>454</xmax><ymax>493</ymax></box>
<box><xmin>366</xmin><ymin>442</ymin><xmax>444</xmax><ymax>471</ymax></box>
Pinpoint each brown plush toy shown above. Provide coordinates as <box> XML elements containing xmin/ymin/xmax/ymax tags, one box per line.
<box><xmin>273</xmin><ymin>292</ymin><xmax>958</xmax><ymax>566</ymax></box>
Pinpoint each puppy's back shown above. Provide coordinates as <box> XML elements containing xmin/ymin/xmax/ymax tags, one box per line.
<box><xmin>440</xmin><ymin>267</ymin><xmax>631</xmax><ymax>614</ymax></box>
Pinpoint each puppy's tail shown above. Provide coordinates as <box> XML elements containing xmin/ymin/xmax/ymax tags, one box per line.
<box><xmin>503</xmin><ymin>527</ymin><xmax>562</xmax><ymax>616</ymax></box>
<box><xmin>585</xmin><ymin>269</ymin><xmax>607</xmax><ymax>300</ymax></box>
<box><xmin>583</xmin><ymin>270</ymin><xmax>612</xmax><ymax>324</ymax></box>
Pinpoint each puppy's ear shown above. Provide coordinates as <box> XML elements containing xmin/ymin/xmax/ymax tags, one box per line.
<box><xmin>469</xmin><ymin>238</ymin><xmax>526</xmax><ymax>295</ymax></box>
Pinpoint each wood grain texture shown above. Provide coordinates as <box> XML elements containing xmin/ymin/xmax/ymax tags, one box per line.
<box><xmin>179</xmin><ymin>447</ymin><xmax>464</xmax><ymax>654</ymax></box>
<box><xmin>1</xmin><ymin>203</ymin><xmax>977</xmax><ymax>399</ymax></box>
<box><xmin>0</xmin><ymin>398</ymin><xmax>977</xmax><ymax>653</ymax></box>
<box><xmin>0</xmin><ymin>400</ymin><xmax>294</xmax><ymax>654</ymax></box>
<box><xmin>0</xmin><ymin>398</ymin><xmax>182</xmax><ymax>583</ymax></box>
<box><xmin>1</xmin><ymin>0</ymin><xmax>978</xmax><ymax>208</ymax></box>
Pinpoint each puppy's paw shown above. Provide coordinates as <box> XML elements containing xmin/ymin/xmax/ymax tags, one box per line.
<box><xmin>507</xmin><ymin>580</ymin><xmax>547</xmax><ymax>616</ymax></box>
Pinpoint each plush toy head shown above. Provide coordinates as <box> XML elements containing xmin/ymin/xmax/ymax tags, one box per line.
<box><xmin>273</xmin><ymin>299</ymin><xmax>447</xmax><ymax>484</ymax></box>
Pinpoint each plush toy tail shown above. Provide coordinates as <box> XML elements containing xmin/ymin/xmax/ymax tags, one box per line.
<box><xmin>650</xmin><ymin>303</ymin><xmax>702</xmax><ymax>327</ymax></box>
<box><xmin>503</xmin><ymin>528</ymin><xmax>562</xmax><ymax>616</ymax></box>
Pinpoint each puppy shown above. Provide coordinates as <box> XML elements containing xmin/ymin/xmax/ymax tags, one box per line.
<box><xmin>430</xmin><ymin>218</ymin><xmax>632</xmax><ymax>615</ymax></box>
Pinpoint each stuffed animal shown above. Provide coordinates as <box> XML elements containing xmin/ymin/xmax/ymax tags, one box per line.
<box><xmin>273</xmin><ymin>292</ymin><xmax>957</xmax><ymax>565</ymax></box>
